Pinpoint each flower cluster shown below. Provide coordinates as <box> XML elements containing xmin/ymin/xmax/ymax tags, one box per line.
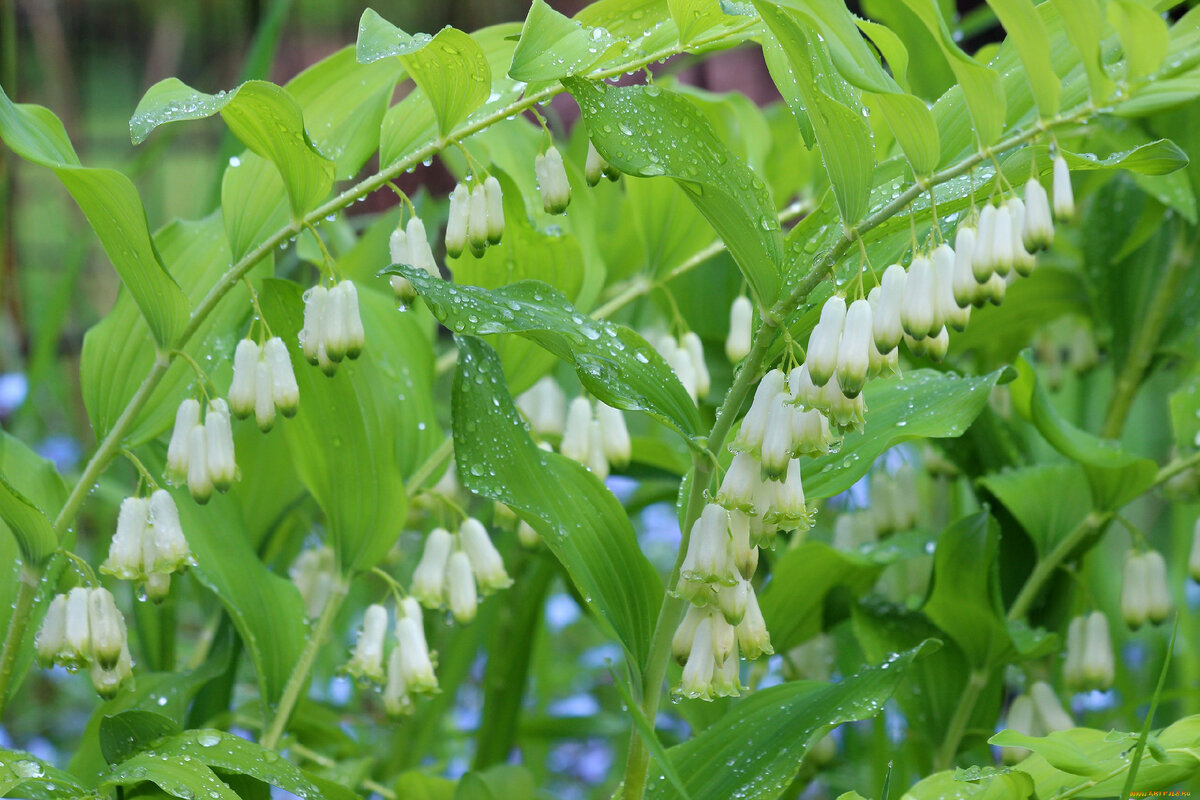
<box><xmin>101</xmin><ymin>490</ymin><xmax>192</xmax><ymax>602</ymax></box>
<box><xmin>446</xmin><ymin>176</ymin><xmax>504</xmax><ymax>259</ymax></box>
<box><xmin>411</xmin><ymin>519</ymin><xmax>512</xmax><ymax>624</ymax></box>
<box><xmin>1121</xmin><ymin>549</ymin><xmax>1172</xmax><ymax>629</ymax></box>
<box><xmin>560</xmin><ymin>396</ymin><xmax>631</xmax><ymax>480</ymax></box>
<box><xmin>229</xmin><ymin>337</ymin><xmax>300</xmax><ymax>431</ymax></box>
<box><xmin>37</xmin><ymin>587</ymin><xmax>132</xmax><ymax>698</ymax></box>
<box><xmin>1062</xmin><ymin>611</ymin><xmax>1114</xmax><ymax>691</ymax></box>
<box><xmin>649</xmin><ymin>331</ymin><xmax>711</xmax><ymax>403</ymax></box>
<box><xmin>534</xmin><ymin>146</ymin><xmax>571</xmax><ymax>214</ymax></box>
<box><xmin>167</xmin><ymin>398</ymin><xmax>237</xmax><ymax>504</ymax></box>
<box><xmin>388</xmin><ymin>216</ymin><xmax>441</xmax><ymax>305</ymax></box>
<box><xmin>343</xmin><ymin>599</ymin><xmax>438</xmax><ymax>716</ymax></box>
<box><xmin>299</xmin><ymin>280</ymin><xmax>365</xmax><ymax>376</ymax></box>
<box><xmin>290</xmin><ymin>546</ymin><xmax>336</xmax><ymax>619</ymax></box>
<box><xmin>516</xmin><ymin>376</ymin><xmax>567</xmax><ymax>438</ymax></box>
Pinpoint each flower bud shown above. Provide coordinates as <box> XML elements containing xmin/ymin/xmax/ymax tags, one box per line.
<box><xmin>396</xmin><ymin>616</ymin><xmax>438</xmax><ymax>693</ymax></box>
<box><xmin>412</xmin><ymin>528</ymin><xmax>454</xmax><ymax>608</ymax></box>
<box><xmin>1063</xmin><ymin>614</ymin><xmax>1086</xmax><ymax>690</ymax></box>
<box><xmin>167</xmin><ymin>399</ymin><xmax>201</xmax><ymax>483</ymax></box>
<box><xmin>901</xmin><ymin>256</ymin><xmax>936</xmax><ymax>339</ymax></box>
<box><xmin>733</xmin><ymin>369</ymin><xmax>786</xmax><ymax>452</ymax></box>
<box><xmin>467</xmin><ymin>182</ymin><xmax>489</xmax><ymax>257</ymax></box>
<box><xmin>517</xmin><ymin>376</ymin><xmax>567</xmax><ymax>437</ymax></box>
<box><xmin>145</xmin><ymin>572</ymin><xmax>172</xmax><ymax>603</ymax></box>
<box><xmin>535</xmin><ymin>146</ymin><xmax>571</xmax><ymax>214</ymax></box>
<box><xmin>586</xmin><ymin>419</ymin><xmax>610</xmax><ymax>480</ymax></box>
<box><xmin>1081</xmin><ymin>610</ymin><xmax>1113</xmax><ymax>689</ymax></box>
<box><xmin>585</xmin><ymin>141</ymin><xmax>612</xmax><ymax>187</ymax></box>
<box><xmin>104</xmin><ymin>497</ymin><xmax>150</xmax><ymax>580</ymax></box>
<box><xmin>711</xmin><ymin>642</ymin><xmax>742</xmax><ymax>697</ymax></box>
<box><xmin>933</xmin><ymin>244</ymin><xmax>969</xmax><ymax>332</ymax></box>
<box><xmin>251</xmin><ymin>359</ymin><xmax>276</xmax><ymax>432</ymax></box>
<box><xmin>680</xmin><ymin>503</ymin><xmax>737</xmax><ymax>589</ymax></box>
<box><xmin>337</xmin><ymin>280</ymin><xmax>365</xmax><ymax>360</ymax></box>
<box><xmin>710</xmin><ymin>610</ymin><xmax>737</xmax><ymax>664</ymax></box>
<box><xmin>837</xmin><ymin>298</ymin><xmax>873</xmax><ymax>398</ymax></box>
<box><xmin>717</xmin><ymin>453</ymin><xmax>760</xmax><ymax>512</ymax></box>
<box><xmin>925</xmin><ymin>326</ymin><xmax>950</xmax><ymax>362</ymax></box>
<box><xmin>90</xmin><ymin>642</ymin><xmax>132</xmax><ymax>699</ymax></box>
<box><xmin>483</xmin><ymin>176</ymin><xmax>505</xmax><ymax>244</ymax></box>
<box><xmin>672</xmin><ymin>604</ymin><xmax>706</xmax><ymax>665</ymax></box>
<box><xmin>561</xmin><ymin>397</ymin><xmax>593</xmax><ymax>463</ymax></box>
<box><xmin>726</xmin><ymin>296</ymin><xmax>753</xmax><ymax>363</ymax></box>
<box><xmin>1002</xmin><ymin>694</ymin><xmax>1037</xmax><ymax>764</ymax></box>
<box><xmin>36</xmin><ymin>594</ymin><xmax>67</xmax><ymax>667</ymax></box>
<box><xmin>1122</xmin><ymin>551</ymin><xmax>1149</xmax><ymax>629</ymax></box>
<box><xmin>445</xmin><ymin>183</ymin><xmax>469</xmax><ymax>259</ymax></box>
<box><xmin>290</xmin><ymin>547</ymin><xmax>334</xmax><ymax>618</ymax></box>
<box><xmin>517</xmin><ymin>519</ymin><xmax>540</xmax><ymax>548</ymax></box>
<box><xmin>1053</xmin><ymin>155</ymin><xmax>1074</xmax><ymax>221</ymax></box>
<box><xmin>666</xmin><ymin>344</ymin><xmax>698</xmax><ymax>402</ymax></box>
<box><xmin>952</xmin><ymin>227</ymin><xmax>983</xmax><ymax>308</ymax></box>
<box><xmin>446</xmin><ymin>550</ymin><xmax>478</xmax><ymax>624</ymax></box>
<box><xmin>383</xmin><ymin>649</ymin><xmax>413</xmax><ymax>717</ymax></box>
<box><xmin>87</xmin><ymin>588</ymin><xmax>125</xmax><ymax>670</ymax></box>
<box><xmin>766</xmin><ymin>459</ymin><xmax>812</xmax><ymax>532</ymax></box>
<box><xmin>760</xmin><ymin>393</ymin><xmax>794</xmax><ymax>479</ymax></box>
<box><xmin>345</xmin><ymin>604</ymin><xmax>386</xmax><ymax>686</ymax></box>
<box><xmin>788</xmin><ymin>364</ymin><xmax>822</xmax><ymax>411</ymax></box>
<box><xmin>682</xmin><ymin>332</ymin><xmax>710</xmax><ymax>399</ymax></box>
<box><xmin>596</xmin><ymin>401</ymin><xmax>631</xmax><ymax>469</ymax></box>
<box><xmin>872</xmin><ymin>264</ymin><xmax>906</xmax><ymax>353</ymax></box>
<box><xmin>459</xmin><ymin>518</ymin><xmax>512</xmax><ymax>593</ymax></box>
<box><xmin>299</xmin><ymin>285</ymin><xmax>329</xmax><ymax>365</ymax></box>
<box><xmin>1141</xmin><ymin>550</ymin><xmax>1172</xmax><ymax>624</ymax></box>
<box><xmin>716</xmin><ymin>579</ymin><xmax>749</xmax><ymax>626</ymax></box>
<box><xmin>1007</xmin><ymin>197</ymin><xmax>1036</xmax><ymax>277</ymax></box>
<box><xmin>65</xmin><ymin>587</ymin><xmax>92</xmax><ymax>664</ymax></box>
<box><xmin>736</xmin><ymin>587</ymin><xmax>773</xmax><ymax>660</ymax></box>
<box><xmin>186</xmin><ymin>424</ymin><xmax>212</xmax><ymax>504</ymax></box>
<box><xmin>679</xmin><ymin>616</ymin><xmax>715</xmax><ymax>699</ymax></box>
<box><xmin>205</xmin><ymin>399</ymin><xmax>237</xmax><ymax>491</ymax></box>
<box><xmin>984</xmin><ymin>271</ymin><xmax>1008</xmax><ymax>305</ymax></box>
<box><xmin>991</xmin><ymin>203</ymin><xmax>1015</xmax><ymax>277</ymax></box>
<box><xmin>805</xmin><ymin>296</ymin><xmax>846</xmax><ymax>387</ymax></box>
<box><xmin>229</xmin><ymin>340</ymin><xmax>260</xmax><ymax>418</ymax></box>
<box><xmin>407</xmin><ymin>217</ymin><xmax>439</xmax><ymax>278</ymax></box>
<box><xmin>791</xmin><ymin>407</ymin><xmax>832</xmax><ymax>457</ymax></box>
<box><xmin>973</xmin><ymin>205</ymin><xmax>997</xmax><ymax>283</ymax></box>
<box><xmin>823</xmin><ymin>380</ymin><xmax>866</xmax><ymax>433</ymax></box>
<box><xmin>263</xmin><ymin>337</ymin><xmax>299</xmax><ymax>417</ymax></box>
<box><xmin>389</xmin><ymin>225</ymin><xmax>410</xmax><ymax>266</ymax></box>
<box><xmin>1030</xmin><ymin>680</ymin><xmax>1073</xmax><ymax>733</ymax></box>
<box><xmin>147</xmin><ymin>489</ymin><xmax>189</xmax><ymax>573</ymax></box>
<box><xmin>1023</xmin><ymin>178</ymin><xmax>1054</xmax><ymax>251</ymax></box>
<box><xmin>729</xmin><ymin>510</ymin><xmax>757</xmax><ymax>579</ymax></box>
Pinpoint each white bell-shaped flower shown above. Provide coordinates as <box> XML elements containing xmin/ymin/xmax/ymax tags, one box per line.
<box><xmin>85</xmin><ymin>590</ymin><xmax>124</xmax><ymax>665</ymax></box>
<box><xmin>90</xmin><ymin>641</ymin><xmax>132</xmax><ymax>699</ymax></box>
<box><xmin>925</xmin><ymin>326</ymin><xmax>950</xmax><ymax>363</ymax></box>
<box><xmin>759</xmin><ymin>392</ymin><xmax>795</xmax><ymax>479</ymax></box>
<box><xmin>732</xmin><ymin>369</ymin><xmax>785</xmax><ymax>453</ymax></box>
<box><xmin>186</xmin><ymin>424</ymin><xmax>212</xmax><ymax>504</ymax></box>
<box><xmin>672</xmin><ymin>604</ymin><xmax>707</xmax><ymax>664</ymax></box>
<box><xmin>836</xmin><ymin>298</ymin><xmax>873</xmax><ymax>398</ymax></box>
<box><xmin>1030</xmin><ymin>681</ymin><xmax>1073</xmax><ymax>733</ymax></box>
<box><xmin>952</xmin><ymin>226</ymin><xmax>982</xmax><ymax>309</ymax></box>
<box><xmin>517</xmin><ymin>376</ymin><xmax>567</xmax><ymax>437</ymax></box>
<box><xmin>467</xmin><ymin>182</ymin><xmax>489</xmax><ymax>257</ymax></box>
<box><xmin>765</xmin><ymin>459</ymin><xmax>812</xmax><ymax>532</ymax></box>
<box><xmin>395</xmin><ymin>615</ymin><xmax>439</xmax><ymax>693</ymax></box>
<box><xmin>711</xmin><ymin>608</ymin><xmax>738</xmax><ymax>663</ymax></box>
<box><xmin>711</xmin><ymin>641</ymin><xmax>742</xmax><ymax>697</ymax></box>
<box><xmin>679</xmin><ymin>615</ymin><xmax>715</xmax><ymax>699</ymax></box>
<box><xmin>104</xmin><ymin>497</ymin><xmax>150</xmax><ymax>581</ymax></box>
<box><xmin>167</xmin><ymin>398</ymin><xmax>201</xmax><ymax>483</ymax></box>
<box><xmin>412</xmin><ymin>528</ymin><xmax>454</xmax><ymax>608</ymax></box>
<box><xmin>805</xmin><ymin>296</ymin><xmax>846</xmax><ymax>387</ymax></box>
<box><xmin>253</xmin><ymin>359</ymin><xmax>275</xmax><ymax>432</ymax></box>
<box><xmin>596</xmin><ymin>401</ymin><xmax>631</xmax><ymax>469</ymax></box>
<box><xmin>338</xmin><ymin>280</ymin><xmax>365</xmax><ymax>360</ymax></box>
<box><xmin>147</xmin><ymin>489</ymin><xmax>189</xmax><ymax>573</ymax></box>
<box><xmin>871</xmin><ymin>264</ymin><xmax>906</xmax><ymax>354</ymax></box>
<box><xmin>445</xmin><ymin>183</ymin><xmax>470</xmax><ymax>259</ymax></box>
<box><xmin>407</xmin><ymin>217</ymin><xmax>439</xmax><ymax>278</ymax></box>
<box><xmin>984</xmin><ymin>271</ymin><xmax>1008</xmax><ymax>306</ymax></box>
<box><xmin>791</xmin><ymin>407</ymin><xmax>832</xmax><ymax>457</ymax></box>
<box><xmin>290</xmin><ymin>547</ymin><xmax>334</xmax><ymax>619</ymax></box>
<box><xmin>726</xmin><ymin>296</ymin><xmax>753</xmax><ymax>363</ymax></box>
<box><xmin>735</xmin><ymin>586</ymin><xmax>773</xmax><ymax>660</ymax></box>
<box><xmin>229</xmin><ymin>340</ymin><xmax>260</xmax><ymax>419</ymax></box>
<box><xmin>729</xmin><ymin>510</ymin><xmax>757</xmax><ymax>578</ymax></box>
<box><xmin>682</xmin><ymin>332</ymin><xmax>711</xmax><ymax>399</ymax></box>
<box><xmin>445</xmin><ymin>550</ymin><xmax>478</xmax><ymax>624</ymax></box>
<box><xmin>347</xmin><ymin>603</ymin><xmax>388</xmax><ymax>683</ymax></box>
<box><xmin>900</xmin><ymin>256</ymin><xmax>936</xmax><ymax>339</ymax></box>
<box><xmin>716</xmin><ymin>579</ymin><xmax>749</xmax><ymax>626</ymax></box>
<box><xmin>1007</xmin><ymin>197</ymin><xmax>1036</xmax><ymax>277</ymax></box>
<box><xmin>1063</xmin><ymin>614</ymin><xmax>1087</xmax><ymax>690</ymax></box>
<box><xmin>991</xmin><ymin>202</ymin><xmax>1015</xmax><ymax>277</ymax></box>
<box><xmin>1121</xmin><ymin>551</ymin><xmax>1149</xmax><ymax>629</ymax></box>
<box><xmin>483</xmin><ymin>176</ymin><xmax>505</xmax><ymax>244</ymax></box>
<box><xmin>1053</xmin><ymin>155</ymin><xmax>1074</xmax><ymax>220</ymax></box>
<box><xmin>205</xmin><ymin>399</ymin><xmax>237</xmax><ymax>491</ymax></box>
<box><xmin>1141</xmin><ymin>550</ymin><xmax>1172</xmax><ymax>624</ymax></box>
<box><xmin>383</xmin><ymin>648</ymin><xmax>413</xmax><ymax>717</ymax></box>
<box><xmin>1081</xmin><ymin>610</ymin><xmax>1113</xmax><ymax>689</ymax></box>
<box><xmin>972</xmin><ymin>205</ymin><xmax>997</xmax><ymax>283</ymax></box>
<box><xmin>1023</xmin><ymin>178</ymin><xmax>1054</xmax><ymax>252</ymax></box>
<box><xmin>679</xmin><ymin>503</ymin><xmax>737</xmax><ymax>589</ymax></box>
<box><xmin>263</xmin><ymin>337</ymin><xmax>299</xmax><ymax>417</ymax></box>
<box><xmin>535</xmin><ymin>146</ymin><xmax>571</xmax><ymax>214</ymax></box>
<box><xmin>585</xmin><ymin>141</ymin><xmax>618</xmax><ymax>186</ymax></box>
<box><xmin>36</xmin><ymin>594</ymin><xmax>67</xmax><ymax>667</ymax></box>
<box><xmin>717</xmin><ymin>453</ymin><xmax>760</xmax><ymax>512</ymax></box>
<box><xmin>932</xmin><ymin>244</ymin><xmax>968</xmax><ymax>332</ymax></box>
<box><xmin>788</xmin><ymin>364</ymin><xmax>822</xmax><ymax>411</ymax></box>
<box><xmin>389</xmin><ymin>226</ymin><xmax>417</xmax><ymax>304</ymax></box>
<box><xmin>560</xmin><ymin>396</ymin><xmax>593</xmax><ymax>463</ymax></box>
<box><xmin>666</xmin><ymin>343</ymin><xmax>698</xmax><ymax>402</ymax></box>
<box><xmin>822</xmin><ymin>379</ymin><xmax>866</xmax><ymax>433</ymax></box>
<box><xmin>586</xmin><ymin>419</ymin><xmax>610</xmax><ymax>480</ymax></box>
<box><xmin>459</xmin><ymin>518</ymin><xmax>512</xmax><ymax>593</ymax></box>
<box><xmin>299</xmin><ymin>285</ymin><xmax>330</xmax><ymax>366</ymax></box>
<box><xmin>64</xmin><ymin>587</ymin><xmax>92</xmax><ymax>665</ymax></box>
<box><xmin>1002</xmin><ymin>693</ymin><xmax>1038</xmax><ymax>765</ymax></box>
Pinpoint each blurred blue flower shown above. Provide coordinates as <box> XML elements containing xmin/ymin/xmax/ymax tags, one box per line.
<box><xmin>37</xmin><ymin>436</ymin><xmax>81</xmax><ymax>472</ymax></box>
<box><xmin>580</xmin><ymin>643</ymin><xmax>622</xmax><ymax>669</ymax></box>
<box><xmin>0</xmin><ymin>373</ymin><xmax>28</xmax><ymax>416</ymax></box>
<box><xmin>548</xmin><ymin>739</ymin><xmax>612</xmax><ymax>785</ymax></box>
<box><xmin>548</xmin><ymin>693</ymin><xmax>600</xmax><ymax>717</ymax></box>
<box><xmin>606</xmin><ymin>475</ymin><xmax>638</xmax><ymax>503</ymax></box>
<box><xmin>546</xmin><ymin>594</ymin><xmax>581</xmax><ymax>631</ymax></box>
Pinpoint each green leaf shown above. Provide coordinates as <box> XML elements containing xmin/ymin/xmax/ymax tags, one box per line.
<box><xmin>221</xmin><ymin>151</ymin><xmax>290</xmax><ymax>262</ymax></box>
<box><xmin>1061</xmin><ymin>139</ymin><xmax>1190</xmax><ymax>176</ymax></box>
<box><xmin>756</xmin><ymin>2</ymin><xmax>875</xmax><ymax>223</ymax></box>
<box><xmin>451</xmin><ymin>335</ymin><xmax>663</xmax><ymax>667</ymax></box>
<box><xmin>355</xmin><ymin>8</ymin><xmax>434</xmax><ymax>62</ymax></box>
<box><xmin>0</xmin><ymin>88</ymin><xmax>190</xmax><ymax>346</ymax></box>
<box><xmin>509</xmin><ymin>0</ymin><xmax>620</xmax><ymax>81</ymax></box>
<box><xmin>668</xmin><ymin>0</ymin><xmax>731</xmax><ymax>44</ymax></box>
<box><xmin>923</xmin><ymin>512</ymin><xmax>1013</xmax><ymax>668</ymax></box>
<box><xmin>802</xmin><ymin>368</ymin><xmax>1010</xmax><ymax>501</ymax></box>
<box><xmin>758</xmin><ymin>542</ymin><xmax>886</xmax><ymax>653</ymax></box>
<box><xmin>1051</xmin><ymin>0</ymin><xmax>1113</xmax><ymax>102</ymax></box>
<box><xmin>174</xmin><ymin>490</ymin><xmax>308</xmax><ymax>708</ymax></box>
<box><xmin>646</xmin><ymin>643</ymin><xmax>935</xmax><ymax>800</ymax></box>
<box><xmin>389</xmin><ymin>266</ymin><xmax>703</xmax><ymax>444</ymax></box>
<box><xmin>988</xmin><ymin>730</ymin><xmax>1101</xmax><ymax>776</ymax></box>
<box><xmin>402</xmin><ymin>27</ymin><xmax>492</xmax><ymax>135</ymax></box>
<box><xmin>100</xmin><ymin>754</ymin><xmax>241</xmax><ymax>800</ymax></box>
<box><xmin>260</xmin><ymin>280</ymin><xmax>439</xmax><ymax>573</ymax></box>
<box><xmin>565</xmin><ymin>78</ymin><xmax>784</xmax><ymax>306</ymax></box>
<box><xmin>0</xmin><ymin>749</ymin><xmax>87</xmax><ymax>800</ymax></box>
<box><xmin>151</xmin><ymin>730</ymin><xmax>323</xmax><ymax>800</ymax></box>
<box><xmin>894</xmin><ymin>0</ymin><xmax>1005</xmax><ymax>146</ymax></box>
<box><xmin>985</xmin><ymin>0</ymin><xmax>1059</xmax><ymax>117</ymax></box>
<box><xmin>0</xmin><ymin>430</ymin><xmax>66</xmax><ymax>564</ymax></box>
<box><xmin>1009</xmin><ymin>352</ymin><xmax>1157</xmax><ymax>509</ymax></box>
<box><xmin>1168</xmin><ymin>375</ymin><xmax>1200</xmax><ymax>454</ymax></box>
<box><xmin>99</xmin><ymin>710</ymin><xmax>181</xmax><ymax>766</ymax></box>
<box><xmin>1107</xmin><ymin>0</ymin><xmax>1169</xmax><ymax>81</ymax></box>
<box><xmin>979</xmin><ymin>464</ymin><xmax>1091</xmax><ymax>557</ymax></box>
<box><xmin>130</xmin><ymin>78</ymin><xmax>334</xmax><ymax>216</ymax></box>
<box><xmin>873</xmin><ymin>93</ymin><xmax>941</xmax><ymax>175</ymax></box>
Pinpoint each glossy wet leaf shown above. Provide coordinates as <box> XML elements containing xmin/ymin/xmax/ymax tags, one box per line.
<box><xmin>452</xmin><ymin>335</ymin><xmax>663</xmax><ymax>667</ymax></box>
<box><xmin>99</xmin><ymin>710</ymin><xmax>181</xmax><ymax>765</ymax></box>
<box><xmin>398</xmin><ymin>27</ymin><xmax>491</xmax><ymax>135</ymax></box>
<box><xmin>388</xmin><ymin>266</ymin><xmax>703</xmax><ymax>445</ymax></box>
<box><xmin>150</xmin><ymin>730</ymin><xmax>323</xmax><ymax>800</ymax></box>
<box><xmin>645</xmin><ymin>643</ymin><xmax>935</xmax><ymax>800</ymax></box>
<box><xmin>565</xmin><ymin>78</ymin><xmax>784</xmax><ymax>307</ymax></box>
<box><xmin>979</xmin><ymin>464</ymin><xmax>1091</xmax><ymax>557</ymax></box>
<box><xmin>0</xmin><ymin>430</ymin><xmax>66</xmax><ymax>564</ymax></box>
<box><xmin>509</xmin><ymin>0</ymin><xmax>620</xmax><ymax>81</ymax></box>
<box><xmin>0</xmin><ymin>748</ymin><xmax>86</xmax><ymax>800</ymax></box>
<box><xmin>99</xmin><ymin>753</ymin><xmax>242</xmax><ymax>800</ymax></box>
<box><xmin>802</xmin><ymin>368</ymin><xmax>1010</xmax><ymax>501</ymax></box>
<box><xmin>0</xmin><ymin>87</ymin><xmax>189</xmax><ymax>346</ymax></box>
<box><xmin>985</xmin><ymin>0</ymin><xmax>1059</xmax><ymax>117</ymax></box>
<box><xmin>355</xmin><ymin>8</ymin><xmax>434</xmax><ymax>62</ymax></box>
<box><xmin>989</xmin><ymin>730</ymin><xmax>1101</xmax><ymax>776</ymax></box>
<box><xmin>1052</xmin><ymin>0</ymin><xmax>1112</xmax><ymax>102</ymax></box>
<box><xmin>1108</xmin><ymin>0</ymin><xmax>1169</xmax><ymax>80</ymax></box>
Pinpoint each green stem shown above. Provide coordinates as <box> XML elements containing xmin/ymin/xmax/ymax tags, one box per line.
<box><xmin>1152</xmin><ymin>448</ymin><xmax>1200</xmax><ymax>489</ymax></box>
<box><xmin>1101</xmin><ymin>233</ymin><xmax>1198</xmax><ymax>438</ymax></box>
<box><xmin>260</xmin><ymin>575</ymin><xmax>349</xmax><ymax>750</ymax></box>
<box><xmin>288</xmin><ymin>741</ymin><xmax>396</xmax><ymax>799</ymax></box>
<box><xmin>0</xmin><ymin>564</ymin><xmax>40</xmax><ymax>709</ymax></box>
<box><xmin>1008</xmin><ymin>511</ymin><xmax>1112</xmax><ymax>621</ymax></box>
<box><xmin>934</xmin><ymin>669</ymin><xmax>988</xmax><ymax>771</ymax></box>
